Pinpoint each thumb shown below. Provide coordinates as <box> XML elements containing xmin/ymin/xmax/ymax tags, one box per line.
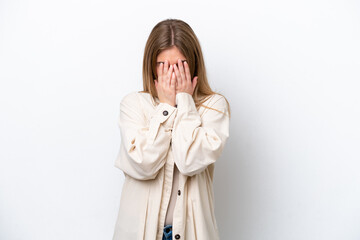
<box><xmin>192</xmin><ymin>76</ymin><xmax>198</xmax><ymax>90</ymax></box>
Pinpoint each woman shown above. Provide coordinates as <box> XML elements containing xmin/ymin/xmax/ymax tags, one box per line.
<box><xmin>112</xmin><ymin>18</ymin><xmax>231</xmax><ymax>240</ymax></box>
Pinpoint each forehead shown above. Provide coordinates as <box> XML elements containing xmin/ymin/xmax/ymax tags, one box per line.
<box><xmin>156</xmin><ymin>46</ymin><xmax>186</xmax><ymax>61</ymax></box>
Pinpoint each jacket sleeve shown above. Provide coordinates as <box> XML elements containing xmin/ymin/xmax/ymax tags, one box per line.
<box><xmin>171</xmin><ymin>92</ymin><xmax>230</xmax><ymax>177</ymax></box>
<box><xmin>114</xmin><ymin>92</ymin><xmax>178</xmax><ymax>180</ymax></box>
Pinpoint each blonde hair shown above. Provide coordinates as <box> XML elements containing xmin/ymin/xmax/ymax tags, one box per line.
<box><xmin>140</xmin><ymin>18</ymin><xmax>231</xmax><ymax>118</ymax></box>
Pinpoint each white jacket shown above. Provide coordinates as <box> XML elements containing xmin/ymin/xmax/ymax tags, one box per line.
<box><xmin>112</xmin><ymin>91</ymin><xmax>230</xmax><ymax>240</ymax></box>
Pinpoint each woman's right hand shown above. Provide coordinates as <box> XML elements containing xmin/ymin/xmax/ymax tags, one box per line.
<box><xmin>154</xmin><ymin>60</ymin><xmax>176</xmax><ymax>107</ymax></box>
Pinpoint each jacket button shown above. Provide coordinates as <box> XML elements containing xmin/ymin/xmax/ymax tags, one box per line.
<box><xmin>178</xmin><ymin>190</ymin><xmax>181</xmax><ymax>196</ymax></box>
<box><xmin>163</xmin><ymin>110</ymin><xmax>168</xmax><ymax>116</ymax></box>
<box><xmin>175</xmin><ymin>234</ymin><xmax>181</xmax><ymax>239</ymax></box>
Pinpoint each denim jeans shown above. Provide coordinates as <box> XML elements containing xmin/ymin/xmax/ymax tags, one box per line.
<box><xmin>162</xmin><ymin>224</ymin><xmax>172</xmax><ymax>240</ymax></box>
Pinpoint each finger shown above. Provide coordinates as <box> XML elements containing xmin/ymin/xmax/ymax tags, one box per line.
<box><xmin>164</xmin><ymin>60</ymin><xmax>169</xmax><ymax>75</ymax></box>
<box><xmin>166</xmin><ymin>65</ymin><xmax>173</xmax><ymax>87</ymax></box>
<box><xmin>178</xmin><ymin>59</ymin><xmax>186</xmax><ymax>83</ymax></box>
<box><xmin>170</xmin><ymin>72</ymin><xmax>176</xmax><ymax>90</ymax></box>
<box><xmin>173</xmin><ymin>64</ymin><xmax>182</xmax><ymax>86</ymax></box>
<box><xmin>184</xmin><ymin>61</ymin><xmax>191</xmax><ymax>83</ymax></box>
<box><xmin>157</xmin><ymin>63</ymin><xmax>163</xmax><ymax>83</ymax></box>
<box><xmin>192</xmin><ymin>76</ymin><xmax>198</xmax><ymax>90</ymax></box>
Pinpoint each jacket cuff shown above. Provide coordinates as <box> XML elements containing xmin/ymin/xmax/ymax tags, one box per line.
<box><xmin>175</xmin><ymin>92</ymin><xmax>198</xmax><ymax>113</ymax></box>
<box><xmin>158</xmin><ymin>102</ymin><xmax>177</xmax><ymax>127</ymax></box>
<box><xmin>147</xmin><ymin>102</ymin><xmax>177</xmax><ymax>143</ymax></box>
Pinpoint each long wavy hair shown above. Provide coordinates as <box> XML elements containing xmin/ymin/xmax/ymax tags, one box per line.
<box><xmin>140</xmin><ymin>18</ymin><xmax>231</xmax><ymax>118</ymax></box>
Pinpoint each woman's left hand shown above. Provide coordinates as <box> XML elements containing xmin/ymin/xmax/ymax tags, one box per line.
<box><xmin>173</xmin><ymin>58</ymin><xmax>198</xmax><ymax>96</ymax></box>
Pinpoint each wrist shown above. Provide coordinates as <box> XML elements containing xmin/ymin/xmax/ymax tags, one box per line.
<box><xmin>160</xmin><ymin>101</ymin><xmax>176</xmax><ymax>107</ymax></box>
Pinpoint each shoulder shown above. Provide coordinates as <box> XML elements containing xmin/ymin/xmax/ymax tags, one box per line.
<box><xmin>119</xmin><ymin>91</ymin><xmax>157</xmax><ymax>117</ymax></box>
<box><xmin>203</xmin><ymin>93</ymin><xmax>228</xmax><ymax>109</ymax></box>
<box><xmin>199</xmin><ymin>93</ymin><xmax>229</xmax><ymax>119</ymax></box>
<box><xmin>120</xmin><ymin>91</ymin><xmax>141</xmax><ymax>106</ymax></box>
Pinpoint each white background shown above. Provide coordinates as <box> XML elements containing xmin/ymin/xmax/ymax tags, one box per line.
<box><xmin>1</xmin><ymin>0</ymin><xmax>359</xmax><ymax>239</ymax></box>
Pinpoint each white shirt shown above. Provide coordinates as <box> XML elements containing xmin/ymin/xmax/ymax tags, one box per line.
<box><xmin>112</xmin><ymin>90</ymin><xmax>230</xmax><ymax>240</ymax></box>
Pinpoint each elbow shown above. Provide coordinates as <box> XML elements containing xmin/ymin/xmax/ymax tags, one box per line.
<box><xmin>177</xmin><ymin>166</ymin><xmax>207</xmax><ymax>177</ymax></box>
<box><xmin>133</xmin><ymin>170</ymin><xmax>160</xmax><ymax>180</ymax></box>
<box><xmin>175</xmin><ymin>155</ymin><xmax>217</xmax><ymax>177</ymax></box>
<box><xmin>126</xmin><ymin>159</ymin><xmax>163</xmax><ymax>181</ymax></box>
<box><xmin>172</xmin><ymin>141</ymin><xmax>226</xmax><ymax>177</ymax></box>
<box><xmin>118</xmin><ymin>162</ymin><xmax>161</xmax><ymax>180</ymax></box>
<box><xmin>117</xmin><ymin>147</ymin><xmax>164</xmax><ymax>181</ymax></box>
